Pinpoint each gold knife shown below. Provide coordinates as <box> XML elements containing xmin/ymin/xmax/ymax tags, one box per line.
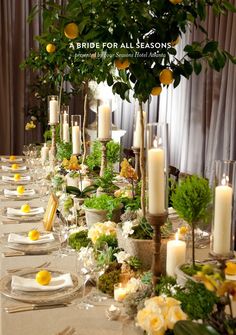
<box><xmin>5</xmin><ymin>303</ymin><xmax>70</xmax><ymax>313</ymax></box>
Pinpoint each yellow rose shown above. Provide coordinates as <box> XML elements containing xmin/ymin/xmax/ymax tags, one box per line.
<box><xmin>137</xmin><ymin>309</ymin><xmax>166</xmax><ymax>335</ymax></box>
<box><xmin>166</xmin><ymin>305</ymin><xmax>187</xmax><ymax>330</ymax></box>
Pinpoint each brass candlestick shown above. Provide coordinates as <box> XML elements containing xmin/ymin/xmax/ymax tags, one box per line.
<box><xmin>147</xmin><ymin>211</ymin><xmax>168</xmax><ymax>294</ymax></box>
<box><xmin>99</xmin><ymin>138</ymin><xmax>110</xmax><ymax>177</ymax></box>
<box><xmin>50</xmin><ymin>125</ymin><xmax>57</xmax><ymax>168</ymax></box>
<box><xmin>132</xmin><ymin>146</ymin><xmax>141</xmax><ymax>179</ymax></box>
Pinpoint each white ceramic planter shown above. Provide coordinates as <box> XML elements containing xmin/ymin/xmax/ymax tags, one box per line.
<box><xmin>82</xmin><ymin>206</ymin><xmax>122</xmax><ymax>228</ymax></box>
<box><xmin>66</xmin><ymin>176</ymin><xmax>79</xmax><ymax>188</ymax></box>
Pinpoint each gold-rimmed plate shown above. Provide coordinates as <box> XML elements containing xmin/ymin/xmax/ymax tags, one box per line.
<box><xmin>0</xmin><ymin>268</ymin><xmax>82</xmax><ymax>304</ymax></box>
<box><xmin>0</xmin><ymin>189</ymin><xmax>40</xmax><ymax>201</ymax></box>
<box><xmin>1</xmin><ymin>232</ymin><xmax>61</xmax><ymax>255</ymax></box>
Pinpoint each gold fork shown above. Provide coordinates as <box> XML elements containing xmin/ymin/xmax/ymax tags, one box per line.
<box><xmin>56</xmin><ymin>326</ymin><xmax>76</xmax><ymax>335</ymax></box>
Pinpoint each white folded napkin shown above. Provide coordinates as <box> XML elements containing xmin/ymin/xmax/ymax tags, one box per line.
<box><xmin>2</xmin><ymin>175</ymin><xmax>31</xmax><ymax>181</ymax></box>
<box><xmin>7</xmin><ymin>207</ymin><xmax>44</xmax><ymax>216</ymax></box>
<box><xmin>1</xmin><ymin>157</ymin><xmax>23</xmax><ymax>163</ymax></box>
<box><xmin>4</xmin><ymin>189</ymin><xmax>35</xmax><ymax>196</ymax></box>
<box><xmin>11</xmin><ymin>273</ymin><xmax>73</xmax><ymax>291</ymax></box>
<box><xmin>2</xmin><ymin>165</ymin><xmax>27</xmax><ymax>171</ymax></box>
<box><xmin>8</xmin><ymin>233</ymin><xmax>54</xmax><ymax>244</ymax></box>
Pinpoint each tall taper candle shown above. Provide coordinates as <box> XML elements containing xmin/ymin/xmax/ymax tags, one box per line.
<box><xmin>98</xmin><ymin>104</ymin><xmax>111</xmax><ymax>139</ymax></box>
<box><xmin>49</xmin><ymin>99</ymin><xmax>58</xmax><ymax>124</ymax></box>
<box><xmin>63</xmin><ymin>122</ymin><xmax>70</xmax><ymax>143</ymax></box>
<box><xmin>213</xmin><ymin>177</ymin><xmax>232</xmax><ymax>255</ymax></box>
<box><xmin>148</xmin><ymin>145</ymin><xmax>165</xmax><ymax>214</ymax></box>
<box><xmin>72</xmin><ymin>123</ymin><xmax>81</xmax><ymax>155</ymax></box>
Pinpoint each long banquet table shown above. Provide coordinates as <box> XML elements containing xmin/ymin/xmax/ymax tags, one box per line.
<box><xmin>0</xmin><ymin>193</ymin><xmax>142</xmax><ymax>335</ymax></box>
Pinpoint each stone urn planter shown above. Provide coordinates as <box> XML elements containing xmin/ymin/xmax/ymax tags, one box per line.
<box><xmin>82</xmin><ymin>206</ymin><xmax>122</xmax><ymax>228</ymax></box>
<box><xmin>116</xmin><ymin>227</ymin><xmax>168</xmax><ymax>272</ymax></box>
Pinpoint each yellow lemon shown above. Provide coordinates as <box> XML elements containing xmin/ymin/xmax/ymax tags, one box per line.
<box><xmin>169</xmin><ymin>0</ymin><xmax>183</xmax><ymax>4</ymax></box>
<box><xmin>225</xmin><ymin>261</ymin><xmax>236</xmax><ymax>276</ymax></box>
<box><xmin>159</xmin><ymin>69</ymin><xmax>174</xmax><ymax>85</ymax></box>
<box><xmin>151</xmin><ymin>86</ymin><xmax>162</xmax><ymax>96</ymax></box>
<box><xmin>14</xmin><ymin>174</ymin><xmax>21</xmax><ymax>181</ymax></box>
<box><xmin>28</xmin><ymin>229</ymin><xmax>40</xmax><ymax>241</ymax></box>
<box><xmin>21</xmin><ymin>203</ymin><xmax>31</xmax><ymax>213</ymax></box>
<box><xmin>64</xmin><ymin>23</ymin><xmax>79</xmax><ymax>39</ymax></box>
<box><xmin>46</xmin><ymin>43</ymin><xmax>56</xmax><ymax>53</ymax></box>
<box><xmin>17</xmin><ymin>185</ymin><xmax>25</xmax><ymax>195</ymax></box>
<box><xmin>35</xmin><ymin>270</ymin><xmax>51</xmax><ymax>286</ymax></box>
<box><xmin>9</xmin><ymin>155</ymin><xmax>16</xmax><ymax>161</ymax></box>
<box><xmin>11</xmin><ymin>164</ymin><xmax>19</xmax><ymax>170</ymax></box>
<box><xmin>114</xmin><ymin>59</ymin><xmax>130</xmax><ymax>70</ymax></box>
<box><xmin>179</xmin><ymin>226</ymin><xmax>189</xmax><ymax>235</ymax></box>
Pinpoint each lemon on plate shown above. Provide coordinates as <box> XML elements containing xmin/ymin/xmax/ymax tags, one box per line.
<box><xmin>28</xmin><ymin>229</ymin><xmax>40</xmax><ymax>241</ymax></box>
<box><xmin>35</xmin><ymin>270</ymin><xmax>52</xmax><ymax>286</ymax></box>
<box><xmin>11</xmin><ymin>164</ymin><xmax>19</xmax><ymax>170</ymax></box>
<box><xmin>14</xmin><ymin>174</ymin><xmax>21</xmax><ymax>181</ymax></box>
<box><xmin>225</xmin><ymin>261</ymin><xmax>236</xmax><ymax>276</ymax></box>
<box><xmin>9</xmin><ymin>155</ymin><xmax>16</xmax><ymax>161</ymax></box>
<box><xmin>17</xmin><ymin>185</ymin><xmax>25</xmax><ymax>195</ymax></box>
<box><xmin>21</xmin><ymin>204</ymin><xmax>31</xmax><ymax>213</ymax></box>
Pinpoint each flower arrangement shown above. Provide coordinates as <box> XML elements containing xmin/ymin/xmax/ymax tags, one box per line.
<box><xmin>62</xmin><ymin>155</ymin><xmax>81</xmax><ymax>171</ymax></box>
<box><xmin>88</xmin><ymin>221</ymin><xmax>117</xmax><ymax>244</ymax></box>
<box><xmin>83</xmin><ymin>194</ymin><xmax>122</xmax><ymax>220</ymax></box>
<box><xmin>25</xmin><ymin>120</ymin><xmax>36</xmax><ymax>131</ymax></box>
<box><xmin>136</xmin><ymin>296</ymin><xmax>187</xmax><ymax>335</ymax></box>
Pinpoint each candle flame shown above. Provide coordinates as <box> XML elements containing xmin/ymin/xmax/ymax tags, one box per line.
<box><xmin>153</xmin><ymin>137</ymin><xmax>162</xmax><ymax>148</ymax></box>
<box><xmin>221</xmin><ymin>174</ymin><xmax>229</xmax><ymax>186</ymax></box>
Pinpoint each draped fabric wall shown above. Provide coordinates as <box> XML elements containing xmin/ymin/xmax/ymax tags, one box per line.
<box><xmin>159</xmin><ymin>3</ymin><xmax>236</xmax><ymax>183</ymax></box>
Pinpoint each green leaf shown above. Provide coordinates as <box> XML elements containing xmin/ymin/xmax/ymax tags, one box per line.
<box><xmin>193</xmin><ymin>61</ymin><xmax>202</xmax><ymax>75</ymax></box>
<box><xmin>174</xmin><ymin>321</ymin><xmax>220</xmax><ymax>335</ymax></box>
<box><xmin>203</xmin><ymin>41</ymin><xmax>218</xmax><ymax>54</ymax></box>
<box><xmin>173</xmin><ymin>74</ymin><xmax>181</xmax><ymax>88</ymax></box>
<box><xmin>222</xmin><ymin>1</ymin><xmax>236</xmax><ymax>13</ymax></box>
<box><xmin>107</xmin><ymin>73</ymin><xmax>114</xmax><ymax>86</ymax></box>
<box><xmin>66</xmin><ymin>186</ymin><xmax>82</xmax><ymax>196</ymax></box>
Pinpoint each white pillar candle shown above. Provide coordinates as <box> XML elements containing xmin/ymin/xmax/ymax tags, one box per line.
<box><xmin>166</xmin><ymin>232</ymin><xmax>186</xmax><ymax>277</ymax></box>
<box><xmin>72</xmin><ymin>124</ymin><xmax>81</xmax><ymax>155</ymax></box>
<box><xmin>41</xmin><ymin>143</ymin><xmax>49</xmax><ymax>163</ymax></box>
<box><xmin>49</xmin><ymin>99</ymin><xmax>58</xmax><ymax>124</ymax></box>
<box><xmin>63</xmin><ymin>123</ymin><xmax>70</xmax><ymax>143</ymax></box>
<box><xmin>98</xmin><ymin>104</ymin><xmax>111</xmax><ymax>139</ymax></box>
<box><xmin>213</xmin><ymin>177</ymin><xmax>232</xmax><ymax>255</ymax></box>
<box><xmin>148</xmin><ymin>145</ymin><xmax>165</xmax><ymax>214</ymax></box>
<box><xmin>133</xmin><ymin>110</ymin><xmax>146</xmax><ymax>148</ymax></box>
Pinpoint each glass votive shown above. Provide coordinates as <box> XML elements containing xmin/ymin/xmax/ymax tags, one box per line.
<box><xmin>62</xmin><ymin>113</ymin><xmax>70</xmax><ymax>143</ymax></box>
<box><xmin>98</xmin><ymin>104</ymin><xmax>111</xmax><ymax>140</ymax></box>
<box><xmin>146</xmin><ymin>123</ymin><xmax>169</xmax><ymax>215</ymax></box>
<box><xmin>211</xmin><ymin>160</ymin><xmax>236</xmax><ymax>258</ymax></box>
<box><xmin>133</xmin><ymin>109</ymin><xmax>146</xmax><ymax>149</ymax></box>
<box><xmin>48</xmin><ymin>95</ymin><xmax>59</xmax><ymax>125</ymax></box>
<box><xmin>71</xmin><ymin>115</ymin><xmax>81</xmax><ymax>155</ymax></box>
<box><xmin>114</xmin><ymin>283</ymin><xmax>128</xmax><ymax>302</ymax></box>
<box><xmin>59</xmin><ymin>105</ymin><xmax>69</xmax><ymax>140</ymax></box>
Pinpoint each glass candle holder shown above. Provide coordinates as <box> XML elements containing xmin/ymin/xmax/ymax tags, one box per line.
<box><xmin>60</xmin><ymin>105</ymin><xmax>69</xmax><ymax>140</ymax></box>
<box><xmin>98</xmin><ymin>104</ymin><xmax>111</xmax><ymax>140</ymax></box>
<box><xmin>211</xmin><ymin>160</ymin><xmax>236</xmax><ymax>257</ymax></box>
<box><xmin>48</xmin><ymin>95</ymin><xmax>59</xmax><ymax>125</ymax></box>
<box><xmin>146</xmin><ymin>123</ymin><xmax>169</xmax><ymax>215</ymax></box>
<box><xmin>114</xmin><ymin>283</ymin><xmax>128</xmax><ymax>302</ymax></box>
<box><xmin>71</xmin><ymin>115</ymin><xmax>81</xmax><ymax>155</ymax></box>
<box><xmin>62</xmin><ymin>113</ymin><xmax>70</xmax><ymax>143</ymax></box>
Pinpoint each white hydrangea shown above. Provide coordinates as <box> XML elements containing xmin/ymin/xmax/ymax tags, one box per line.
<box><xmin>122</xmin><ymin>220</ymin><xmax>134</xmax><ymax>238</ymax></box>
<box><xmin>114</xmin><ymin>251</ymin><xmax>131</xmax><ymax>264</ymax></box>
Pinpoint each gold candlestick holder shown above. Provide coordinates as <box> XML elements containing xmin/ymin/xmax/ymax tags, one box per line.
<box><xmin>50</xmin><ymin>125</ymin><xmax>57</xmax><ymax>168</ymax></box>
<box><xmin>99</xmin><ymin>138</ymin><xmax>110</xmax><ymax>177</ymax></box>
<box><xmin>131</xmin><ymin>146</ymin><xmax>141</xmax><ymax>179</ymax></box>
<box><xmin>147</xmin><ymin>211</ymin><xmax>168</xmax><ymax>294</ymax></box>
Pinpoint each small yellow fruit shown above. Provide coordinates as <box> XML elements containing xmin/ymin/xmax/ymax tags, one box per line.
<box><xmin>11</xmin><ymin>164</ymin><xmax>19</xmax><ymax>170</ymax></box>
<box><xmin>17</xmin><ymin>185</ymin><xmax>25</xmax><ymax>195</ymax></box>
<box><xmin>46</xmin><ymin>43</ymin><xmax>56</xmax><ymax>53</ymax></box>
<box><xmin>169</xmin><ymin>0</ymin><xmax>183</xmax><ymax>4</ymax></box>
<box><xmin>14</xmin><ymin>174</ymin><xmax>21</xmax><ymax>181</ymax></box>
<box><xmin>114</xmin><ymin>59</ymin><xmax>130</xmax><ymax>70</ymax></box>
<box><xmin>64</xmin><ymin>23</ymin><xmax>79</xmax><ymax>39</ymax></box>
<box><xmin>171</xmin><ymin>36</ymin><xmax>180</xmax><ymax>46</ymax></box>
<box><xmin>179</xmin><ymin>226</ymin><xmax>189</xmax><ymax>235</ymax></box>
<box><xmin>225</xmin><ymin>261</ymin><xmax>236</xmax><ymax>276</ymax></box>
<box><xmin>35</xmin><ymin>270</ymin><xmax>52</xmax><ymax>286</ymax></box>
<box><xmin>21</xmin><ymin>203</ymin><xmax>31</xmax><ymax>213</ymax></box>
<box><xmin>28</xmin><ymin>230</ymin><xmax>40</xmax><ymax>241</ymax></box>
<box><xmin>9</xmin><ymin>155</ymin><xmax>16</xmax><ymax>161</ymax></box>
<box><xmin>159</xmin><ymin>69</ymin><xmax>174</xmax><ymax>85</ymax></box>
<box><xmin>151</xmin><ymin>86</ymin><xmax>162</xmax><ymax>96</ymax></box>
